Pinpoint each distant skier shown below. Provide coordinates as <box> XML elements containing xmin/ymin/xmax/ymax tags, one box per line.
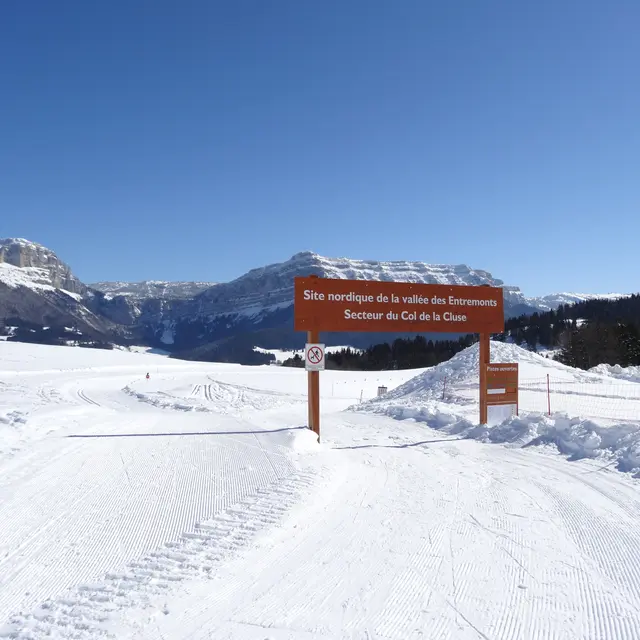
<box><xmin>146</xmin><ymin>372</ymin><xmax>150</xmax><ymax>380</ymax></box>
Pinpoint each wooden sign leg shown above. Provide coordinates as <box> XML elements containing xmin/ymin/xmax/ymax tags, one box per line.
<box><xmin>307</xmin><ymin>330</ymin><xmax>320</xmax><ymax>442</ymax></box>
<box><xmin>479</xmin><ymin>333</ymin><xmax>490</xmax><ymax>424</ymax></box>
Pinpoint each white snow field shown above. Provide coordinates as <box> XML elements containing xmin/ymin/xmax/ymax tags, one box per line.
<box><xmin>1</xmin><ymin>341</ymin><xmax>640</xmax><ymax>639</ymax></box>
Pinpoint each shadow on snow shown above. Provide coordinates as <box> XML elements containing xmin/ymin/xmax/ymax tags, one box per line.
<box><xmin>66</xmin><ymin>426</ymin><xmax>308</xmax><ymax>439</ymax></box>
<box><xmin>332</xmin><ymin>437</ymin><xmax>459</xmax><ymax>450</ymax></box>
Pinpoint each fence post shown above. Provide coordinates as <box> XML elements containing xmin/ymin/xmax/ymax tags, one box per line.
<box><xmin>442</xmin><ymin>376</ymin><xmax>447</xmax><ymax>400</ymax></box>
<box><xmin>547</xmin><ymin>374</ymin><xmax>551</xmax><ymax>416</ymax></box>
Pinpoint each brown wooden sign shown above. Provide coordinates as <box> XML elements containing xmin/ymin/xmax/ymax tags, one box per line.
<box><xmin>294</xmin><ymin>276</ymin><xmax>506</xmax><ymax>441</ymax></box>
<box><xmin>294</xmin><ymin>277</ymin><xmax>504</xmax><ymax>334</ymax></box>
<box><xmin>485</xmin><ymin>363</ymin><xmax>519</xmax><ymax>408</ymax></box>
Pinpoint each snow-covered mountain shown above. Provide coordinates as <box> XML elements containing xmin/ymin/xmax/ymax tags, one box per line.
<box><xmin>0</xmin><ymin>262</ymin><xmax>70</xmax><ymax>295</ymax></box>
<box><xmin>154</xmin><ymin>251</ymin><xmax>631</xmax><ymax>326</ymax></box>
<box><xmin>0</xmin><ymin>238</ymin><xmax>86</xmax><ymax>294</ymax></box>
<box><xmin>0</xmin><ymin>270</ymin><xmax>114</xmax><ymax>340</ymax></box>
<box><xmin>527</xmin><ymin>292</ymin><xmax>630</xmax><ymax>311</ymax></box>
<box><xmin>90</xmin><ymin>280</ymin><xmax>217</xmax><ymax>301</ymax></box>
<box><xmin>136</xmin><ymin>252</ymin><xmax>518</xmax><ymax>352</ymax></box>
<box><xmin>137</xmin><ymin>252</ymin><xmax>631</xmax><ymax>356</ymax></box>
<box><xmin>99</xmin><ymin>254</ymin><xmax>630</xmax><ymax>328</ymax></box>
<box><xmin>0</xmin><ymin>238</ymin><xmax>137</xmax><ymax>338</ymax></box>
<box><xmin>0</xmin><ymin>240</ymin><xmax>632</xmax><ymax>359</ymax></box>
<box><xmin>168</xmin><ymin>251</ymin><xmax>523</xmax><ymax>321</ymax></box>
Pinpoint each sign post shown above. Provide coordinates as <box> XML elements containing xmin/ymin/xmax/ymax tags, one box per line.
<box><xmin>294</xmin><ymin>276</ymin><xmax>505</xmax><ymax>439</ymax></box>
<box><xmin>479</xmin><ymin>333</ymin><xmax>490</xmax><ymax>424</ymax></box>
<box><xmin>305</xmin><ymin>334</ymin><xmax>322</xmax><ymax>441</ymax></box>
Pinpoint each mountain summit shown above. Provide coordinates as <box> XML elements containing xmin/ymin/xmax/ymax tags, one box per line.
<box><xmin>0</xmin><ymin>238</ymin><xmax>86</xmax><ymax>294</ymax></box>
<box><xmin>0</xmin><ymin>239</ymin><xmax>117</xmax><ymax>339</ymax></box>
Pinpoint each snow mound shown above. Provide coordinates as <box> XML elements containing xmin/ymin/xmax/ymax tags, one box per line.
<box><xmin>363</xmin><ymin>341</ymin><xmax>586</xmax><ymax>407</ymax></box>
<box><xmin>589</xmin><ymin>363</ymin><xmax>640</xmax><ymax>384</ymax></box>
<box><xmin>355</xmin><ymin>340</ymin><xmax>640</xmax><ymax>475</ymax></box>
<box><xmin>285</xmin><ymin>428</ymin><xmax>320</xmax><ymax>451</ymax></box>
<box><xmin>361</xmin><ymin>401</ymin><xmax>640</xmax><ymax>475</ymax></box>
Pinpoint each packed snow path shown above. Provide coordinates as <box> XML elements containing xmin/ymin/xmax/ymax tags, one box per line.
<box><xmin>111</xmin><ymin>413</ymin><xmax>640</xmax><ymax>640</ymax></box>
<box><xmin>1</xmin><ymin>343</ymin><xmax>640</xmax><ymax>639</ymax></box>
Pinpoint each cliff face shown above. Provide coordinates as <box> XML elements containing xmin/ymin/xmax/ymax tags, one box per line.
<box><xmin>0</xmin><ymin>238</ymin><xmax>87</xmax><ymax>295</ymax></box>
<box><xmin>131</xmin><ymin>252</ymin><xmax>544</xmax><ymax>353</ymax></box>
<box><xmin>0</xmin><ymin>238</ymin><xmax>121</xmax><ymax>339</ymax></box>
<box><xmin>2</xmin><ymin>239</ymin><xmax>628</xmax><ymax>362</ymax></box>
<box><xmin>90</xmin><ymin>280</ymin><xmax>217</xmax><ymax>301</ymax></box>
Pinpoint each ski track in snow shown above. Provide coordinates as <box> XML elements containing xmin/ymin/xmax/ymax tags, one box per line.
<box><xmin>77</xmin><ymin>389</ymin><xmax>100</xmax><ymax>407</ymax></box>
<box><xmin>0</xmin><ymin>416</ymin><xmax>299</xmax><ymax>631</ymax></box>
<box><xmin>0</xmin><ymin>357</ymin><xmax>310</xmax><ymax>638</ymax></box>
<box><xmin>2</xmin><ymin>342</ymin><xmax>640</xmax><ymax>639</ymax></box>
<box><xmin>110</xmin><ymin>416</ymin><xmax>640</xmax><ymax>640</ymax></box>
<box><xmin>0</xmin><ymin>471</ymin><xmax>319</xmax><ymax>640</ymax></box>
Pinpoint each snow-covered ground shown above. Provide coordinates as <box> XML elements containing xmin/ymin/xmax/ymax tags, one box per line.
<box><xmin>2</xmin><ymin>340</ymin><xmax>640</xmax><ymax>639</ymax></box>
<box><xmin>590</xmin><ymin>363</ymin><xmax>640</xmax><ymax>384</ymax></box>
<box><xmin>359</xmin><ymin>341</ymin><xmax>640</xmax><ymax>470</ymax></box>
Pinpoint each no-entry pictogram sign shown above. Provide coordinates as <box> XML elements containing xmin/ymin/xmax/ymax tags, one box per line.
<box><xmin>305</xmin><ymin>343</ymin><xmax>325</xmax><ymax>371</ymax></box>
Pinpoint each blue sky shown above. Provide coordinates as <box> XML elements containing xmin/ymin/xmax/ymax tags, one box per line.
<box><xmin>1</xmin><ymin>1</ymin><xmax>638</xmax><ymax>296</ymax></box>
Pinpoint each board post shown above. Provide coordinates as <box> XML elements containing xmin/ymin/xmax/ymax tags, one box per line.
<box><xmin>307</xmin><ymin>329</ymin><xmax>320</xmax><ymax>441</ymax></box>
<box><xmin>479</xmin><ymin>332</ymin><xmax>490</xmax><ymax>424</ymax></box>
<box><xmin>293</xmin><ymin>276</ymin><xmax>505</xmax><ymax>438</ymax></box>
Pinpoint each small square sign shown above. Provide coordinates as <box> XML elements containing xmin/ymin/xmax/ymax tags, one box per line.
<box><xmin>305</xmin><ymin>343</ymin><xmax>325</xmax><ymax>371</ymax></box>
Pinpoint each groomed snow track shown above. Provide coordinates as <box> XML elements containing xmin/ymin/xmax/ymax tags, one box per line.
<box><xmin>2</xmin><ymin>342</ymin><xmax>640</xmax><ymax>639</ymax></box>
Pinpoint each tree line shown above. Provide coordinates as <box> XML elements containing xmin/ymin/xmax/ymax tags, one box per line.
<box><xmin>4</xmin><ymin>323</ymin><xmax>114</xmax><ymax>350</ymax></box>
<box><xmin>282</xmin><ymin>334</ymin><xmax>478</xmax><ymax>370</ymax></box>
<box><xmin>499</xmin><ymin>294</ymin><xmax>640</xmax><ymax>369</ymax></box>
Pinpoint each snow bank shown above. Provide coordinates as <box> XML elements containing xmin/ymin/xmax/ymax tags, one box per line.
<box><xmin>285</xmin><ymin>428</ymin><xmax>320</xmax><ymax>451</ymax></box>
<box><xmin>361</xmin><ymin>399</ymin><xmax>640</xmax><ymax>475</ymax></box>
<box><xmin>369</xmin><ymin>341</ymin><xmax>592</xmax><ymax>406</ymax></box>
<box><xmin>355</xmin><ymin>341</ymin><xmax>640</xmax><ymax>475</ymax></box>
<box><xmin>589</xmin><ymin>363</ymin><xmax>640</xmax><ymax>384</ymax></box>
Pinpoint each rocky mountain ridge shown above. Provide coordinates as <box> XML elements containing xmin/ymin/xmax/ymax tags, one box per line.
<box><xmin>0</xmin><ymin>238</ymin><xmax>86</xmax><ymax>294</ymax></box>
<box><xmin>90</xmin><ymin>280</ymin><xmax>217</xmax><ymax>301</ymax></box>
<box><xmin>0</xmin><ymin>240</ymin><xmax>630</xmax><ymax>361</ymax></box>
